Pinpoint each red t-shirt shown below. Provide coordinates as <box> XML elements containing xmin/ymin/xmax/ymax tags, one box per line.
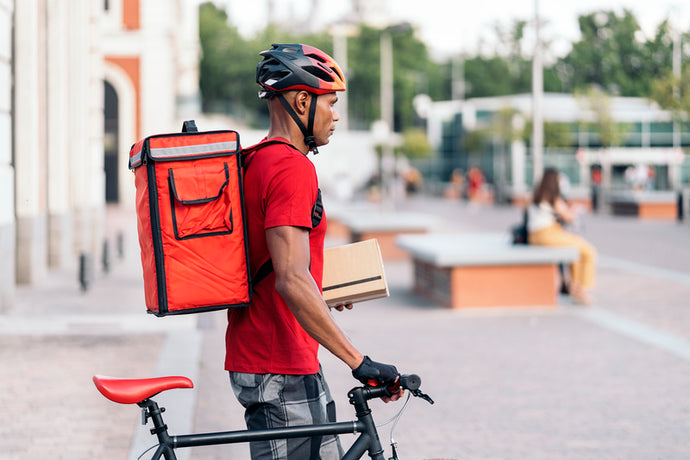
<box><xmin>224</xmin><ymin>139</ymin><xmax>326</xmax><ymax>375</ymax></box>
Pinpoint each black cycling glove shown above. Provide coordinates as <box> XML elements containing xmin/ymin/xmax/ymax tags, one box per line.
<box><xmin>352</xmin><ymin>356</ymin><xmax>399</xmax><ymax>385</ymax></box>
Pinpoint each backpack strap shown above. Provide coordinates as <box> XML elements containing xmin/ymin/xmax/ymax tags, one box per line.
<box><xmin>243</xmin><ymin>140</ymin><xmax>325</xmax><ymax>290</ymax></box>
<box><xmin>241</xmin><ymin>139</ymin><xmax>293</xmax><ymax>170</ymax></box>
<box><xmin>251</xmin><ymin>259</ymin><xmax>274</xmax><ymax>287</ymax></box>
<box><xmin>311</xmin><ymin>189</ymin><xmax>324</xmax><ymax>228</ymax></box>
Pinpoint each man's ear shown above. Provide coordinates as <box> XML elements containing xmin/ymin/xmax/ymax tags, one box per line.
<box><xmin>293</xmin><ymin>90</ymin><xmax>311</xmax><ymax>115</ymax></box>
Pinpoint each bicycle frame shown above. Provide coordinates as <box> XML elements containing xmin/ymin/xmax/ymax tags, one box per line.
<box><xmin>139</xmin><ymin>384</ymin><xmax>393</xmax><ymax>460</ymax></box>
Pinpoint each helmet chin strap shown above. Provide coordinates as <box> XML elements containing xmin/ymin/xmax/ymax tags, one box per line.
<box><xmin>277</xmin><ymin>93</ymin><xmax>320</xmax><ymax>154</ymax></box>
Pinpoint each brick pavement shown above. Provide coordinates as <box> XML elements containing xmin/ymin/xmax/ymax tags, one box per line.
<box><xmin>0</xmin><ymin>207</ymin><xmax>172</xmax><ymax>460</ymax></box>
<box><xmin>2</xmin><ymin>198</ymin><xmax>690</xmax><ymax>459</ymax></box>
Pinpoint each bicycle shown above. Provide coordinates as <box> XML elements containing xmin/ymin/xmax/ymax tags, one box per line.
<box><xmin>93</xmin><ymin>372</ymin><xmax>433</xmax><ymax>460</ymax></box>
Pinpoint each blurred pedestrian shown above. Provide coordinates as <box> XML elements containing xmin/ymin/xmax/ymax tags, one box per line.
<box><xmin>444</xmin><ymin>168</ymin><xmax>464</xmax><ymax>200</ymax></box>
<box><xmin>527</xmin><ymin>168</ymin><xmax>597</xmax><ymax>305</ymax></box>
<box><xmin>467</xmin><ymin>166</ymin><xmax>485</xmax><ymax>202</ymax></box>
<box><xmin>590</xmin><ymin>165</ymin><xmax>602</xmax><ymax>213</ymax></box>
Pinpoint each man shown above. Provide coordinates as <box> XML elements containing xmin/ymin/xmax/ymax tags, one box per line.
<box><xmin>225</xmin><ymin>43</ymin><xmax>402</xmax><ymax>460</ymax></box>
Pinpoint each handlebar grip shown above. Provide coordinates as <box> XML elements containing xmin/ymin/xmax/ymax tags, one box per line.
<box><xmin>399</xmin><ymin>374</ymin><xmax>421</xmax><ymax>391</ymax></box>
<box><xmin>355</xmin><ymin>374</ymin><xmax>426</xmax><ymax>402</ymax></box>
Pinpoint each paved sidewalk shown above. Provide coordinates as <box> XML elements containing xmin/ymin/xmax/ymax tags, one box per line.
<box><xmin>2</xmin><ymin>197</ymin><xmax>690</xmax><ymax>459</ymax></box>
<box><xmin>0</xmin><ymin>207</ymin><xmax>197</xmax><ymax>459</ymax></box>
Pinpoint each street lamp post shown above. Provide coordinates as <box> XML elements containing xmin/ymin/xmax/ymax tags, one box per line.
<box><xmin>532</xmin><ymin>0</ymin><xmax>544</xmax><ymax>184</ymax></box>
<box><xmin>380</xmin><ymin>29</ymin><xmax>394</xmax><ymax>205</ymax></box>
<box><xmin>380</xmin><ymin>30</ymin><xmax>393</xmax><ymax>135</ymax></box>
<box><xmin>331</xmin><ymin>22</ymin><xmax>358</xmax><ymax>131</ymax></box>
<box><xmin>378</xmin><ymin>22</ymin><xmax>411</xmax><ymax>206</ymax></box>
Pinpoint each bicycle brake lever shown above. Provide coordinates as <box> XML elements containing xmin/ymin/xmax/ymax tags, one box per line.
<box><xmin>411</xmin><ymin>388</ymin><xmax>434</xmax><ymax>404</ymax></box>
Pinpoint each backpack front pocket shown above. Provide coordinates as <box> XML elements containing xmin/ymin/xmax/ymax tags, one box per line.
<box><xmin>168</xmin><ymin>162</ymin><xmax>233</xmax><ymax>239</ymax></box>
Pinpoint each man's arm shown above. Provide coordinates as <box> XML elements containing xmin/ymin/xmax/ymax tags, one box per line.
<box><xmin>266</xmin><ymin>225</ymin><xmax>363</xmax><ymax>370</ymax></box>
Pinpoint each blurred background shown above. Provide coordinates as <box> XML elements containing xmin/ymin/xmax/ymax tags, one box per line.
<box><xmin>1</xmin><ymin>0</ymin><xmax>689</xmax><ymax>310</ymax></box>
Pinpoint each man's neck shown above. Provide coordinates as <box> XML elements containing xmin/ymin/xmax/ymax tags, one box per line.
<box><xmin>267</xmin><ymin>95</ymin><xmax>310</xmax><ymax>155</ymax></box>
<box><xmin>266</xmin><ymin>126</ymin><xmax>308</xmax><ymax>155</ymax></box>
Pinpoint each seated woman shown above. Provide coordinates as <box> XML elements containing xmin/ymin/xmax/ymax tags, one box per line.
<box><xmin>527</xmin><ymin>168</ymin><xmax>597</xmax><ymax>305</ymax></box>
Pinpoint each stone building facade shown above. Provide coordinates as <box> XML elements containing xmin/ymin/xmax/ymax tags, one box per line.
<box><xmin>0</xmin><ymin>0</ymin><xmax>199</xmax><ymax>311</ymax></box>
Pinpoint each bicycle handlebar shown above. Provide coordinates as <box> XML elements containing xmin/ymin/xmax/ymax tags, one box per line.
<box><xmin>357</xmin><ymin>374</ymin><xmax>433</xmax><ymax>405</ymax></box>
<box><xmin>398</xmin><ymin>374</ymin><xmax>421</xmax><ymax>392</ymax></box>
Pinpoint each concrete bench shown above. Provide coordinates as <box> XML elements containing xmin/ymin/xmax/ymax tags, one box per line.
<box><xmin>328</xmin><ymin>207</ymin><xmax>437</xmax><ymax>260</ymax></box>
<box><xmin>396</xmin><ymin>233</ymin><xmax>578</xmax><ymax>308</ymax></box>
<box><xmin>609</xmin><ymin>190</ymin><xmax>677</xmax><ymax>220</ymax></box>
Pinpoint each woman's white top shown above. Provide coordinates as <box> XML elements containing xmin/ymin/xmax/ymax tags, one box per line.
<box><xmin>527</xmin><ymin>201</ymin><xmax>557</xmax><ymax>232</ymax></box>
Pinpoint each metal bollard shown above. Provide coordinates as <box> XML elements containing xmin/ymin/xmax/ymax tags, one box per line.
<box><xmin>102</xmin><ymin>240</ymin><xmax>111</xmax><ymax>273</ymax></box>
<box><xmin>116</xmin><ymin>232</ymin><xmax>125</xmax><ymax>259</ymax></box>
<box><xmin>79</xmin><ymin>253</ymin><xmax>94</xmax><ymax>292</ymax></box>
<box><xmin>678</xmin><ymin>191</ymin><xmax>684</xmax><ymax>222</ymax></box>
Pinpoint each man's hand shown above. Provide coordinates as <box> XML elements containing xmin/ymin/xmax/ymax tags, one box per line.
<box><xmin>352</xmin><ymin>356</ymin><xmax>404</xmax><ymax>402</ymax></box>
<box><xmin>331</xmin><ymin>303</ymin><xmax>353</xmax><ymax>312</ymax></box>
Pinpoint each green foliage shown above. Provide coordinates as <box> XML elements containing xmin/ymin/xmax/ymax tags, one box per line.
<box><xmin>199</xmin><ymin>3</ymin><xmax>444</xmax><ymax>132</ymax></box>
<box><xmin>197</xmin><ymin>3</ymin><xmax>689</xmax><ymax>133</ymax></box>
<box><xmin>462</xmin><ymin>129</ymin><xmax>490</xmax><ymax>153</ymax></box>
<box><xmin>463</xmin><ymin>56</ymin><xmax>518</xmax><ymax>97</ymax></box>
<box><xmin>198</xmin><ymin>3</ymin><xmax>334</xmax><ymax>127</ymax></box>
<box><xmin>575</xmin><ymin>86</ymin><xmax>630</xmax><ymax>147</ymax></box>
<box><xmin>344</xmin><ymin>26</ymin><xmax>382</xmax><ymax>129</ymax></box>
<box><xmin>346</xmin><ymin>25</ymin><xmax>441</xmax><ymax>131</ymax></box>
<box><xmin>557</xmin><ymin>10</ymin><xmax>673</xmax><ymax>97</ymax></box>
<box><xmin>458</xmin><ymin>18</ymin><xmax>564</xmax><ymax>98</ymax></box>
<box><xmin>650</xmin><ymin>48</ymin><xmax>690</xmax><ymax>120</ymax></box>
<box><xmin>521</xmin><ymin>120</ymin><xmax>573</xmax><ymax>147</ymax></box>
<box><xmin>395</xmin><ymin>128</ymin><xmax>432</xmax><ymax>159</ymax></box>
<box><xmin>492</xmin><ymin>107</ymin><xmax>520</xmax><ymax>142</ymax></box>
<box><xmin>198</xmin><ymin>2</ymin><xmax>263</xmax><ymax>120</ymax></box>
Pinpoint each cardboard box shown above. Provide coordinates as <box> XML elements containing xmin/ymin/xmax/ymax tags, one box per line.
<box><xmin>322</xmin><ymin>239</ymin><xmax>389</xmax><ymax>307</ymax></box>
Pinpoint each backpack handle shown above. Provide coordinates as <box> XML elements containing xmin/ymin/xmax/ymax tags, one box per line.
<box><xmin>181</xmin><ymin>120</ymin><xmax>198</xmax><ymax>133</ymax></box>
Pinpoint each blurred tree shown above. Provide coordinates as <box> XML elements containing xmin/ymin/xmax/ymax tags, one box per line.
<box><xmin>198</xmin><ymin>4</ymin><xmax>687</xmax><ymax>133</ymax></box>
<box><xmin>641</xmin><ymin>20</ymin><xmax>677</xmax><ymax>85</ymax></box>
<box><xmin>199</xmin><ymin>2</ymin><xmax>333</xmax><ymax>127</ymax></box>
<box><xmin>459</xmin><ymin>19</ymin><xmax>563</xmax><ymax>98</ymax></box>
<box><xmin>199</xmin><ymin>2</ymin><xmax>257</xmax><ymax>115</ymax></box>
<box><xmin>346</xmin><ymin>25</ymin><xmax>441</xmax><ymax>131</ymax></box>
<box><xmin>396</xmin><ymin>128</ymin><xmax>432</xmax><ymax>159</ymax></box>
<box><xmin>649</xmin><ymin>30</ymin><xmax>690</xmax><ymax>121</ymax></box>
<box><xmin>651</xmin><ymin>66</ymin><xmax>690</xmax><ymax>113</ymax></box>
<box><xmin>557</xmin><ymin>9</ymin><xmax>674</xmax><ymax>97</ymax></box>
<box><xmin>199</xmin><ymin>7</ymin><xmax>436</xmax><ymax>132</ymax></box>
<box><xmin>345</xmin><ymin>26</ymin><xmax>381</xmax><ymax>129</ymax></box>
<box><xmin>576</xmin><ymin>86</ymin><xmax>629</xmax><ymax>147</ymax></box>
<box><xmin>462</xmin><ymin>128</ymin><xmax>490</xmax><ymax>154</ymax></box>
<box><xmin>492</xmin><ymin>107</ymin><xmax>520</xmax><ymax>143</ymax></box>
<box><xmin>521</xmin><ymin>120</ymin><xmax>573</xmax><ymax>147</ymax></box>
<box><xmin>462</xmin><ymin>56</ymin><xmax>515</xmax><ymax>97</ymax></box>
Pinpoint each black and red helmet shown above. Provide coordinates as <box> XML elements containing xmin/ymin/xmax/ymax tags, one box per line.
<box><xmin>256</xmin><ymin>43</ymin><xmax>346</xmax><ymax>99</ymax></box>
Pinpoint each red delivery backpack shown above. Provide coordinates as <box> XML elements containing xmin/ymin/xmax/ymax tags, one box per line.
<box><xmin>129</xmin><ymin>120</ymin><xmax>251</xmax><ymax>316</ymax></box>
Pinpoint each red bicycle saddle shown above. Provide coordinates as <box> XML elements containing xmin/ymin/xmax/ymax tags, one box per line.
<box><xmin>93</xmin><ymin>375</ymin><xmax>194</xmax><ymax>404</ymax></box>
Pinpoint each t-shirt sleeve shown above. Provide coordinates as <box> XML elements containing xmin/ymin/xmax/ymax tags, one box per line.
<box><xmin>263</xmin><ymin>153</ymin><xmax>318</xmax><ymax>230</ymax></box>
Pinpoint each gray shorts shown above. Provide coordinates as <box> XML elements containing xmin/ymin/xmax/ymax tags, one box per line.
<box><xmin>229</xmin><ymin>367</ymin><xmax>344</xmax><ymax>460</ymax></box>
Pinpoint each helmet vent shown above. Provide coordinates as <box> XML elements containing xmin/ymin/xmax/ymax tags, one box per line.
<box><xmin>306</xmin><ymin>53</ymin><xmax>327</xmax><ymax>63</ymax></box>
<box><xmin>304</xmin><ymin>65</ymin><xmax>334</xmax><ymax>82</ymax></box>
<box><xmin>330</xmin><ymin>66</ymin><xmax>344</xmax><ymax>81</ymax></box>
<box><xmin>268</xmin><ymin>70</ymin><xmax>289</xmax><ymax>82</ymax></box>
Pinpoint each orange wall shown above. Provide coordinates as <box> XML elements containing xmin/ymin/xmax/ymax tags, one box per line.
<box><xmin>123</xmin><ymin>0</ymin><xmax>140</xmax><ymax>30</ymax></box>
<box><xmin>105</xmin><ymin>57</ymin><xmax>141</xmax><ymax>140</ymax></box>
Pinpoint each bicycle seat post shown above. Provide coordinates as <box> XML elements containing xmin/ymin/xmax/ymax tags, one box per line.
<box><xmin>138</xmin><ymin>399</ymin><xmax>177</xmax><ymax>460</ymax></box>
